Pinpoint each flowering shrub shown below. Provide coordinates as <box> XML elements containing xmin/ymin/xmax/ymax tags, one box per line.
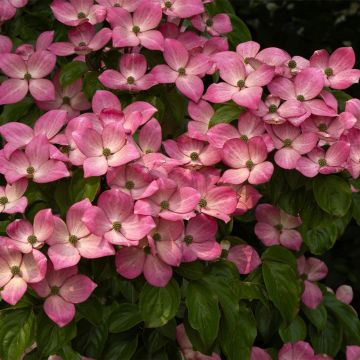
<box><xmin>0</xmin><ymin>0</ymin><xmax>360</xmax><ymax>359</ymax></box>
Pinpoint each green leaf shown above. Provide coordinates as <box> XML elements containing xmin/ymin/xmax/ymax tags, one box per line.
<box><xmin>174</xmin><ymin>261</ymin><xmax>205</xmax><ymax>280</ymax></box>
<box><xmin>209</xmin><ymin>104</ymin><xmax>245</xmax><ymax>127</ymax></box>
<box><xmin>0</xmin><ymin>97</ymin><xmax>33</xmax><ymax>124</ymax></box>
<box><xmin>352</xmin><ymin>192</ymin><xmax>360</xmax><ymax>225</ymax></box>
<box><xmin>279</xmin><ymin>316</ymin><xmax>307</xmax><ymax>342</ymax></box>
<box><xmin>186</xmin><ymin>281</ymin><xmax>220</xmax><ymax>347</ymax></box>
<box><xmin>0</xmin><ymin>308</ymin><xmax>35</xmax><ymax>360</ymax></box>
<box><xmin>76</xmin><ymin>297</ymin><xmax>104</xmax><ymax>326</ymax></box>
<box><xmin>83</xmin><ymin>71</ymin><xmax>104</xmax><ymax>100</ymax></box>
<box><xmin>228</xmin><ymin>15</ymin><xmax>252</xmax><ymax>46</ymax></box>
<box><xmin>302</xmin><ymin>304</ymin><xmax>327</xmax><ymax>332</ymax></box>
<box><xmin>59</xmin><ymin>61</ymin><xmax>88</xmax><ymax>87</ymax></box>
<box><xmin>262</xmin><ymin>247</ymin><xmax>302</xmax><ymax>323</ymax></box>
<box><xmin>102</xmin><ymin>334</ymin><xmax>138</xmax><ymax>360</ymax></box>
<box><xmin>69</xmin><ymin>169</ymin><xmax>100</xmax><ymax>203</ymax></box>
<box><xmin>255</xmin><ymin>302</ymin><xmax>281</xmax><ymax>342</ymax></box>
<box><xmin>313</xmin><ymin>175</ymin><xmax>352</xmax><ymax>217</ymax></box>
<box><xmin>139</xmin><ymin>279</ymin><xmax>181</xmax><ymax>328</ymax></box>
<box><xmin>109</xmin><ymin>303</ymin><xmax>142</xmax><ymax>333</ymax></box>
<box><xmin>206</xmin><ymin>0</ymin><xmax>236</xmax><ymax>15</ymax></box>
<box><xmin>331</xmin><ymin>90</ymin><xmax>352</xmax><ymax>112</ymax></box>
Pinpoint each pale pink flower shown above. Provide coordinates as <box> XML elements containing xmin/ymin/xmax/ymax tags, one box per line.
<box><xmin>134</xmin><ymin>178</ymin><xmax>200</xmax><ymax>221</ymax></box>
<box><xmin>203</xmin><ymin>52</ymin><xmax>274</xmax><ymax>109</ymax></box>
<box><xmin>297</xmin><ymin>255</ymin><xmax>328</xmax><ymax>309</ymax></box>
<box><xmin>47</xmin><ymin>199</ymin><xmax>114</xmax><ymax>269</ymax></box>
<box><xmin>72</xmin><ymin>122</ymin><xmax>140</xmax><ymax>177</ymax></box>
<box><xmin>5</xmin><ymin>209</ymin><xmax>54</xmax><ymax>253</ymax></box>
<box><xmin>31</xmin><ymin>264</ymin><xmax>97</xmax><ymax>327</ymax></box>
<box><xmin>180</xmin><ymin>214</ymin><xmax>221</xmax><ymax>262</ymax></box>
<box><xmin>346</xmin><ymin>346</ymin><xmax>360</xmax><ymax>360</ymax></box>
<box><xmin>95</xmin><ymin>0</ymin><xmax>142</xmax><ymax>11</ymax></box>
<box><xmin>278</xmin><ymin>341</ymin><xmax>315</xmax><ymax>360</ymax></box>
<box><xmin>187</xmin><ymin>100</ymin><xmax>214</xmax><ymax>141</ymax></box>
<box><xmin>233</xmin><ymin>184</ymin><xmax>262</xmax><ymax>215</ymax></box>
<box><xmin>191</xmin><ymin>13</ymin><xmax>232</xmax><ymax>36</ymax></box>
<box><xmin>160</xmin><ymin>0</ymin><xmax>204</xmax><ymax>18</ymax></box>
<box><xmin>296</xmin><ymin>141</ymin><xmax>350</xmax><ymax>177</ymax></box>
<box><xmin>0</xmin><ymin>247</ymin><xmax>47</xmax><ymax>305</ymax></box>
<box><xmin>152</xmin><ymin>39</ymin><xmax>210</xmax><ymax>102</ymax></box>
<box><xmin>0</xmin><ymin>136</ymin><xmax>70</xmax><ymax>184</ymax></box>
<box><xmin>250</xmin><ymin>347</ymin><xmax>272</xmax><ymax>360</ymax></box>
<box><xmin>107</xmin><ymin>2</ymin><xmax>164</xmax><ymax>50</ymax></box>
<box><xmin>49</xmin><ymin>22</ymin><xmax>112</xmax><ymax>56</ymax></box>
<box><xmin>220</xmin><ymin>137</ymin><xmax>274</xmax><ymax>185</ymax></box>
<box><xmin>227</xmin><ymin>244</ymin><xmax>261</xmax><ymax>274</ymax></box>
<box><xmin>265</xmin><ymin>123</ymin><xmax>318</xmax><ymax>169</ymax></box>
<box><xmin>310</xmin><ymin>47</ymin><xmax>360</xmax><ymax>90</ymax></box>
<box><xmin>0</xmin><ymin>50</ymin><xmax>56</xmax><ymax>104</ymax></box>
<box><xmin>0</xmin><ymin>179</ymin><xmax>28</xmax><ymax>214</ymax></box>
<box><xmin>82</xmin><ymin>189</ymin><xmax>155</xmax><ymax>246</ymax></box>
<box><xmin>51</xmin><ymin>0</ymin><xmax>106</xmax><ymax>27</ymax></box>
<box><xmin>255</xmin><ymin>204</ymin><xmax>302</xmax><ymax>251</ymax></box>
<box><xmin>99</xmin><ymin>53</ymin><xmax>157</xmax><ymax>91</ymax></box>
<box><xmin>0</xmin><ymin>0</ymin><xmax>28</xmax><ymax>23</ymax></box>
<box><xmin>336</xmin><ymin>285</ymin><xmax>353</xmax><ymax>305</ymax></box>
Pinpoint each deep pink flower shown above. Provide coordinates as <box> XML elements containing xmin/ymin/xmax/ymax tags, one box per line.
<box><xmin>0</xmin><ymin>247</ymin><xmax>47</xmax><ymax>305</ymax></box>
<box><xmin>346</xmin><ymin>98</ymin><xmax>360</xmax><ymax>129</ymax></box>
<box><xmin>31</xmin><ymin>264</ymin><xmax>97</xmax><ymax>327</ymax></box>
<box><xmin>296</xmin><ymin>141</ymin><xmax>350</xmax><ymax>177</ymax></box>
<box><xmin>152</xmin><ymin>39</ymin><xmax>210</xmax><ymax>102</ymax></box>
<box><xmin>82</xmin><ymin>189</ymin><xmax>155</xmax><ymax>246</ymax></box>
<box><xmin>266</xmin><ymin>123</ymin><xmax>318</xmax><ymax>169</ymax></box>
<box><xmin>0</xmin><ymin>0</ymin><xmax>28</xmax><ymax>23</ymax></box>
<box><xmin>51</xmin><ymin>0</ymin><xmax>106</xmax><ymax>26</ymax></box>
<box><xmin>0</xmin><ymin>51</ymin><xmax>56</xmax><ymax>104</ymax></box>
<box><xmin>99</xmin><ymin>53</ymin><xmax>157</xmax><ymax>91</ymax></box>
<box><xmin>346</xmin><ymin>346</ymin><xmax>360</xmax><ymax>360</ymax></box>
<box><xmin>297</xmin><ymin>255</ymin><xmax>328</xmax><ymax>309</ymax></box>
<box><xmin>227</xmin><ymin>244</ymin><xmax>261</xmax><ymax>274</ymax></box>
<box><xmin>250</xmin><ymin>347</ymin><xmax>272</xmax><ymax>360</ymax></box>
<box><xmin>203</xmin><ymin>52</ymin><xmax>274</xmax><ymax>109</ymax></box>
<box><xmin>5</xmin><ymin>209</ymin><xmax>54</xmax><ymax>253</ymax></box>
<box><xmin>107</xmin><ymin>3</ymin><xmax>164</xmax><ymax>50</ymax></box>
<box><xmin>134</xmin><ymin>178</ymin><xmax>200</xmax><ymax>221</ymax></box>
<box><xmin>233</xmin><ymin>184</ymin><xmax>262</xmax><ymax>215</ymax></box>
<box><xmin>310</xmin><ymin>47</ymin><xmax>360</xmax><ymax>90</ymax></box>
<box><xmin>220</xmin><ymin>137</ymin><xmax>274</xmax><ymax>185</ymax></box>
<box><xmin>278</xmin><ymin>341</ymin><xmax>315</xmax><ymax>360</ymax></box>
<box><xmin>72</xmin><ymin>122</ymin><xmax>140</xmax><ymax>177</ymax></box>
<box><xmin>160</xmin><ymin>0</ymin><xmax>204</xmax><ymax>18</ymax></box>
<box><xmin>187</xmin><ymin>100</ymin><xmax>214</xmax><ymax>141</ymax></box>
<box><xmin>191</xmin><ymin>13</ymin><xmax>232</xmax><ymax>36</ymax></box>
<box><xmin>0</xmin><ymin>179</ymin><xmax>28</xmax><ymax>214</ymax></box>
<box><xmin>255</xmin><ymin>204</ymin><xmax>302</xmax><ymax>251</ymax></box>
<box><xmin>47</xmin><ymin>199</ymin><xmax>114</xmax><ymax>269</ymax></box>
<box><xmin>180</xmin><ymin>214</ymin><xmax>221</xmax><ymax>262</ymax></box>
<box><xmin>0</xmin><ymin>35</ymin><xmax>12</xmax><ymax>53</ymax></box>
<box><xmin>49</xmin><ymin>22</ymin><xmax>112</xmax><ymax>56</ymax></box>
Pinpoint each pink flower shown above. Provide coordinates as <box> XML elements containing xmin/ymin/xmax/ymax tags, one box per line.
<box><xmin>346</xmin><ymin>346</ymin><xmax>360</xmax><ymax>360</ymax></box>
<box><xmin>278</xmin><ymin>341</ymin><xmax>315</xmax><ymax>360</ymax></box>
<box><xmin>31</xmin><ymin>264</ymin><xmax>97</xmax><ymax>327</ymax></box>
<box><xmin>107</xmin><ymin>2</ymin><xmax>164</xmax><ymax>50</ymax></box>
<box><xmin>137</xmin><ymin>118</ymin><xmax>162</xmax><ymax>155</ymax></box>
<box><xmin>266</xmin><ymin>123</ymin><xmax>318</xmax><ymax>169</ymax></box>
<box><xmin>297</xmin><ymin>255</ymin><xmax>328</xmax><ymax>309</ymax></box>
<box><xmin>0</xmin><ymin>0</ymin><xmax>28</xmax><ymax>23</ymax></box>
<box><xmin>346</xmin><ymin>98</ymin><xmax>360</xmax><ymax>129</ymax></box>
<box><xmin>115</xmin><ymin>243</ymin><xmax>173</xmax><ymax>287</ymax></box>
<box><xmin>0</xmin><ymin>179</ymin><xmax>28</xmax><ymax>214</ymax></box>
<box><xmin>250</xmin><ymin>347</ymin><xmax>272</xmax><ymax>360</ymax></box>
<box><xmin>0</xmin><ymin>51</ymin><xmax>56</xmax><ymax>104</ymax></box>
<box><xmin>160</xmin><ymin>0</ymin><xmax>204</xmax><ymax>18</ymax></box>
<box><xmin>99</xmin><ymin>53</ymin><xmax>157</xmax><ymax>91</ymax></box>
<box><xmin>346</xmin><ymin>129</ymin><xmax>360</xmax><ymax>178</ymax></box>
<box><xmin>51</xmin><ymin>0</ymin><xmax>106</xmax><ymax>27</ymax></box>
<box><xmin>220</xmin><ymin>137</ymin><xmax>274</xmax><ymax>185</ymax></box>
<box><xmin>0</xmin><ymin>136</ymin><xmax>70</xmax><ymax>184</ymax></box>
<box><xmin>82</xmin><ymin>189</ymin><xmax>155</xmax><ymax>246</ymax></box>
<box><xmin>0</xmin><ymin>247</ymin><xmax>47</xmax><ymax>305</ymax></box>
<box><xmin>203</xmin><ymin>52</ymin><xmax>274</xmax><ymax>109</ymax></box>
<box><xmin>187</xmin><ymin>100</ymin><xmax>214</xmax><ymax>141</ymax></box>
<box><xmin>191</xmin><ymin>13</ymin><xmax>232</xmax><ymax>36</ymax></box>
<box><xmin>95</xmin><ymin>0</ymin><xmax>141</xmax><ymax>11</ymax></box>
<box><xmin>49</xmin><ymin>22</ymin><xmax>112</xmax><ymax>56</ymax></box>
<box><xmin>0</xmin><ymin>35</ymin><xmax>12</xmax><ymax>53</ymax></box>
<box><xmin>255</xmin><ymin>204</ymin><xmax>302</xmax><ymax>251</ymax></box>
<box><xmin>152</xmin><ymin>39</ymin><xmax>211</xmax><ymax>102</ymax></box>
<box><xmin>227</xmin><ymin>244</ymin><xmax>261</xmax><ymax>274</ymax></box>
<box><xmin>163</xmin><ymin>135</ymin><xmax>221</xmax><ymax>168</ymax></box>
<box><xmin>233</xmin><ymin>184</ymin><xmax>262</xmax><ymax>215</ymax></box>
<box><xmin>336</xmin><ymin>285</ymin><xmax>353</xmax><ymax>305</ymax></box>
<box><xmin>181</xmin><ymin>214</ymin><xmax>221</xmax><ymax>262</ymax></box>
<box><xmin>281</xmin><ymin>56</ymin><xmax>310</xmax><ymax>78</ymax></box>
<box><xmin>310</xmin><ymin>47</ymin><xmax>360</xmax><ymax>90</ymax></box>
<box><xmin>268</xmin><ymin>68</ymin><xmax>337</xmax><ymax>119</ymax></box>
<box><xmin>5</xmin><ymin>209</ymin><xmax>54</xmax><ymax>253</ymax></box>
<box><xmin>72</xmin><ymin>122</ymin><xmax>140</xmax><ymax>177</ymax></box>
<box><xmin>134</xmin><ymin>178</ymin><xmax>200</xmax><ymax>221</ymax></box>
<box><xmin>296</xmin><ymin>141</ymin><xmax>350</xmax><ymax>177</ymax></box>
<box><xmin>47</xmin><ymin>199</ymin><xmax>114</xmax><ymax>269</ymax></box>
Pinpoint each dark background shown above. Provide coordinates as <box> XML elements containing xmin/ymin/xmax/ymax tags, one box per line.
<box><xmin>231</xmin><ymin>0</ymin><xmax>360</xmax><ymax>308</ymax></box>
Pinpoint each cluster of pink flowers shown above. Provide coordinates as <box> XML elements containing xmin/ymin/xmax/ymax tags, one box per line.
<box><xmin>0</xmin><ymin>0</ymin><xmax>359</xmax><ymax>342</ymax></box>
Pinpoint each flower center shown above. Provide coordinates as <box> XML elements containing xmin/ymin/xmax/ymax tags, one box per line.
<box><xmin>132</xmin><ymin>25</ymin><xmax>140</xmax><ymax>34</ymax></box>
<box><xmin>244</xmin><ymin>57</ymin><xmax>250</xmax><ymax>64</ymax></box>
<box><xmin>296</xmin><ymin>95</ymin><xmax>305</xmax><ymax>102</ymax></box>
<box><xmin>164</xmin><ymin>1</ymin><xmax>172</xmax><ymax>8</ymax></box>
<box><xmin>144</xmin><ymin>246</ymin><xmax>151</xmax><ymax>254</ymax></box>
<box><xmin>114</xmin><ymin>2</ymin><xmax>120</xmax><ymax>7</ymax></box>
<box><xmin>274</xmin><ymin>223</ymin><xmax>283</xmax><ymax>232</ymax></box>
<box><xmin>102</xmin><ymin>148</ymin><xmax>111</xmax><ymax>157</ymax></box>
<box><xmin>288</xmin><ymin>60</ymin><xmax>297</xmax><ymax>69</ymax></box>
<box><xmin>205</xmin><ymin>18</ymin><xmax>213</xmax><ymax>27</ymax></box>
<box><xmin>24</xmin><ymin>73</ymin><xmax>32</xmax><ymax>80</ymax></box>
<box><xmin>0</xmin><ymin>196</ymin><xmax>8</xmax><ymax>205</ymax></box>
<box><xmin>61</xmin><ymin>145</ymin><xmax>71</xmax><ymax>154</ymax></box>
<box><xmin>268</xmin><ymin>104</ymin><xmax>278</xmax><ymax>113</ymax></box>
<box><xmin>62</xmin><ymin>96</ymin><xmax>71</xmax><ymax>105</ymax></box>
<box><xmin>27</xmin><ymin>235</ymin><xmax>37</xmax><ymax>245</ymax></box>
<box><xmin>26</xmin><ymin>166</ymin><xmax>35</xmax><ymax>176</ymax></box>
<box><xmin>190</xmin><ymin>152</ymin><xmax>199</xmax><ymax>161</ymax></box>
<box><xmin>10</xmin><ymin>266</ymin><xmax>21</xmax><ymax>276</ymax></box>
<box><xmin>283</xmin><ymin>138</ymin><xmax>292</xmax><ymax>147</ymax></box>
<box><xmin>145</xmin><ymin>149</ymin><xmax>152</xmax><ymax>154</ymax></box>
<box><xmin>78</xmin><ymin>41</ymin><xmax>86</xmax><ymax>47</ymax></box>
<box><xmin>127</xmin><ymin>76</ymin><xmax>135</xmax><ymax>84</ymax></box>
<box><xmin>153</xmin><ymin>232</ymin><xmax>161</xmax><ymax>241</ymax></box>
<box><xmin>237</xmin><ymin>79</ymin><xmax>245</xmax><ymax>89</ymax></box>
<box><xmin>51</xmin><ymin>286</ymin><xmax>60</xmax><ymax>295</ymax></box>
<box><xmin>318</xmin><ymin>158</ymin><xmax>327</xmax><ymax>167</ymax></box>
<box><xmin>184</xmin><ymin>235</ymin><xmax>193</xmax><ymax>245</ymax></box>
<box><xmin>125</xmin><ymin>181</ymin><xmax>135</xmax><ymax>190</ymax></box>
<box><xmin>69</xmin><ymin>234</ymin><xmax>78</xmax><ymax>245</ymax></box>
<box><xmin>246</xmin><ymin>160</ymin><xmax>254</xmax><ymax>169</ymax></box>
<box><xmin>240</xmin><ymin>134</ymin><xmax>248</xmax><ymax>141</ymax></box>
<box><xmin>324</xmin><ymin>67</ymin><xmax>333</xmax><ymax>77</ymax></box>
<box><xmin>112</xmin><ymin>221</ymin><xmax>122</xmax><ymax>231</ymax></box>
<box><xmin>77</xmin><ymin>12</ymin><xmax>86</xmax><ymax>19</ymax></box>
<box><xmin>178</xmin><ymin>67</ymin><xmax>186</xmax><ymax>76</ymax></box>
<box><xmin>199</xmin><ymin>198</ymin><xmax>207</xmax><ymax>208</ymax></box>
<box><xmin>160</xmin><ymin>200</ymin><xmax>169</xmax><ymax>210</ymax></box>
<box><xmin>318</xmin><ymin>123</ymin><xmax>328</xmax><ymax>132</ymax></box>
